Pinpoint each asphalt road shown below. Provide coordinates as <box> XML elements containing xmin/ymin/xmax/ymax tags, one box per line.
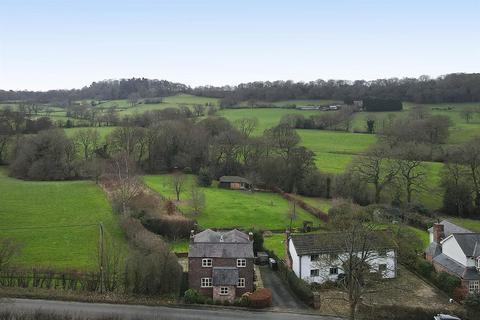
<box><xmin>259</xmin><ymin>266</ymin><xmax>307</xmax><ymax>310</ymax></box>
<box><xmin>0</xmin><ymin>298</ymin><xmax>342</xmax><ymax>320</ymax></box>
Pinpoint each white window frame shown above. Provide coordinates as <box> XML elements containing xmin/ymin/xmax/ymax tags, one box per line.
<box><xmin>237</xmin><ymin>259</ymin><xmax>246</xmax><ymax>267</ymax></box>
<box><xmin>219</xmin><ymin>286</ymin><xmax>229</xmax><ymax>295</ymax></box>
<box><xmin>310</xmin><ymin>269</ymin><xmax>319</xmax><ymax>277</ymax></box>
<box><xmin>201</xmin><ymin>277</ymin><xmax>212</xmax><ymax>288</ymax></box>
<box><xmin>469</xmin><ymin>280</ymin><xmax>479</xmax><ymax>293</ymax></box>
<box><xmin>202</xmin><ymin>258</ymin><xmax>212</xmax><ymax>267</ymax></box>
<box><xmin>237</xmin><ymin>278</ymin><xmax>245</xmax><ymax>288</ymax></box>
<box><xmin>329</xmin><ymin>267</ymin><xmax>338</xmax><ymax>275</ymax></box>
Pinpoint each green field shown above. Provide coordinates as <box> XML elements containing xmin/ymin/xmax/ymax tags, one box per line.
<box><xmin>0</xmin><ymin>168</ymin><xmax>125</xmax><ymax>269</ymax></box>
<box><xmin>64</xmin><ymin>126</ymin><xmax>117</xmax><ymax>140</ymax></box>
<box><xmin>144</xmin><ymin>174</ymin><xmax>322</xmax><ymax>230</ymax></box>
<box><xmin>263</xmin><ymin>233</ymin><xmax>286</xmax><ymax>259</ymax></box>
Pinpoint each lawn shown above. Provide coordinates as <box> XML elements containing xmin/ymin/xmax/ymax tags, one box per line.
<box><xmin>64</xmin><ymin>126</ymin><xmax>117</xmax><ymax>141</ymax></box>
<box><xmin>263</xmin><ymin>233</ymin><xmax>286</xmax><ymax>259</ymax></box>
<box><xmin>143</xmin><ymin>174</ymin><xmax>322</xmax><ymax>231</ymax></box>
<box><xmin>0</xmin><ymin>168</ymin><xmax>125</xmax><ymax>269</ymax></box>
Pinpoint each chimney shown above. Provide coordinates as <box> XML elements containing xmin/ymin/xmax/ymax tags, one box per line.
<box><xmin>248</xmin><ymin>232</ymin><xmax>254</xmax><ymax>242</ymax></box>
<box><xmin>433</xmin><ymin>223</ymin><xmax>444</xmax><ymax>243</ymax></box>
<box><xmin>190</xmin><ymin>230</ymin><xmax>195</xmax><ymax>243</ymax></box>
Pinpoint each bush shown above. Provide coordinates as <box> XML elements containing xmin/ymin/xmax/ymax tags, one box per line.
<box><xmin>464</xmin><ymin>292</ymin><xmax>480</xmax><ymax>319</ymax></box>
<box><xmin>248</xmin><ymin>288</ymin><xmax>272</xmax><ymax>308</ymax></box>
<box><xmin>435</xmin><ymin>272</ymin><xmax>461</xmax><ymax>296</ymax></box>
<box><xmin>141</xmin><ymin>215</ymin><xmax>195</xmax><ymax>240</ymax></box>
<box><xmin>415</xmin><ymin>259</ymin><xmax>434</xmax><ymax>278</ymax></box>
<box><xmin>197</xmin><ymin>167</ymin><xmax>212</xmax><ymax>187</ymax></box>
<box><xmin>184</xmin><ymin>289</ymin><xmax>204</xmax><ymax>304</ymax></box>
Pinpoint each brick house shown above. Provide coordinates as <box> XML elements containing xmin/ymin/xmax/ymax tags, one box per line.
<box><xmin>188</xmin><ymin>229</ymin><xmax>255</xmax><ymax>301</ymax></box>
<box><xmin>425</xmin><ymin>220</ymin><xmax>480</xmax><ymax>294</ymax></box>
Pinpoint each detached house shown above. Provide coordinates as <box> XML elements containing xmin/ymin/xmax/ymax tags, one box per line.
<box><xmin>188</xmin><ymin>229</ymin><xmax>255</xmax><ymax>301</ymax></box>
<box><xmin>286</xmin><ymin>231</ymin><xmax>397</xmax><ymax>284</ymax></box>
<box><xmin>425</xmin><ymin>220</ymin><xmax>480</xmax><ymax>294</ymax></box>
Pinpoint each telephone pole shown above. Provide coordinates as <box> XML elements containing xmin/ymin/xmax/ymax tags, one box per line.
<box><xmin>99</xmin><ymin>222</ymin><xmax>104</xmax><ymax>294</ymax></box>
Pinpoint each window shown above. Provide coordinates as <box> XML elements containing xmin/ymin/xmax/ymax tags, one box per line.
<box><xmin>329</xmin><ymin>267</ymin><xmax>338</xmax><ymax>275</ymax></box>
<box><xmin>378</xmin><ymin>264</ymin><xmax>387</xmax><ymax>273</ymax></box>
<box><xmin>237</xmin><ymin>259</ymin><xmax>246</xmax><ymax>267</ymax></box>
<box><xmin>310</xmin><ymin>254</ymin><xmax>319</xmax><ymax>261</ymax></box>
<box><xmin>237</xmin><ymin>278</ymin><xmax>245</xmax><ymax>288</ymax></box>
<box><xmin>220</xmin><ymin>287</ymin><xmax>229</xmax><ymax>295</ymax></box>
<box><xmin>201</xmin><ymin>278</ymin><xmax>212</xmax><ymax>288</ymax></box>
<box><xmin>310</xmin><ymin>269</ymin><xmax>319</xmax><ymax>277</ymax></box>
<box><xmin>469</xmin><ymin>280</ymin><xmax>479</xmax><ymax>293</ymax></box>
<box><xmin>202</xmin><ymin>258</ymin><xmax>212</xmax><ymax>267</ymax></box>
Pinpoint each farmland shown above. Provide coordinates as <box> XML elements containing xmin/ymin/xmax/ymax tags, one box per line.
<box><xmin>144</xmin><ymin>174</ymin><xmax>322</xmax><ymax>231</ymax></box>
<box><xmin>0</xmin><ymin>168</ymin><xmax>125</xmax><ymax>269</ymax></box>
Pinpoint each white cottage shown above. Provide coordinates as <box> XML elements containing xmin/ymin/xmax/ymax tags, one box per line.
<box><xmin>286</xmin><ymin>232</ymin><xmax>397</xmax><ymax>284</ymax></box>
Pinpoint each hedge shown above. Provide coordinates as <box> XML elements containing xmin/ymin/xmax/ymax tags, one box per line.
<box><xmin>248</xmin><ymin>288</ymin><xmax>272</xmax><ymax>308</ymax></box>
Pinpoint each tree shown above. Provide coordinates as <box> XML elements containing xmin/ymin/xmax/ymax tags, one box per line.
<box><xmin>365</xmin><ymin>118</ymin><xmax>375</xmax><ymax>134</ymax></box>
<box><xmin>351</xmin><ymin>146</ymin><xmax>398</xmax><ymax>203</ymax></box>
<box><xmin>73</xmin><ymin>128</ymin><xmax>100</xmax><ymax>160</ymax></box>
<box><xmin>106</xmin><ymin>153</ymin><xmax>142</xmax><ymax>213</ymax></box>
<box><xmin>316</xmin><ymin>203</ymin><xmax>396</xmax><ymax>320</ymax></box>
<box><xmin>128</xmin><ymin>92</ymin><xmax>140</xmax><ymax>107</ymax></box>
<box><xmin>196</xmin><ymin>167</ymin><xmax>212</xmax><ymax>187</ymax></box>
<box><xmin>264</xmin><ymin>123</ymin><xmax>300</xmax><ymax>161</ymax></box>
<box><xmin>192</xmin><ymin>104</ymin><xmax>205</xmax><ymax>117</ymax></box>
<box><xmin>461</xmin><ymin>107</ymin><xmax>475</xmax><ymax>123</ymax></box>
<box><xmin>392</xmin><ymin>144</ymin><xmax>427</xmax><ymax>204</ymax></box>
<box><xmin>171</xmin><ymin>172</ymin><xmax>186</xmax><ymax>201</ymax></box>
<box><xmin>189</xmin><ymin>184</ymin><xmax>205</xmax><ymax>215</ymax></box>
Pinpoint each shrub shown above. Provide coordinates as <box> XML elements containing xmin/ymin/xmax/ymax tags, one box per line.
<box><xmin>248</xmin><ymin>288</ymin><xmax>272</xmax><ymax>308</ymax></box>
<box><xmin>464</xmin><ymin>292</ymin><xmax>480</xmax><ymax>319</ymax></box>
<box><xmin>285</xmin><ymin>269</ymin><xmax>314</xmax><ymax>305</ymax></box>
<box><xmin>435</xmin><ymin>271</ymin><xmax>461</xmax><ymax>296</ymax></box>
<box><xmin>141</xmin><ymin>215</ymin><xmax>195</xmax><ymax>240</ymax></box>
<box><xmin>197</xmin><ymin>167</ymin><xmax>212</xmax><ymax>187</ymax></box>
<box><xmin>184</xmin><ymin>288</ymin><xmax>203</xmax><ymax>304</ymax></box>
<box><xmin>415</xmin><ymin>259</ymin><xmax>434</xmax><ymax>278</ymax></box>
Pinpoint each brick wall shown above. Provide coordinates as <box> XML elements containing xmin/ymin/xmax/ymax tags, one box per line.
<box><xmin>188</xmin><ymin>257</ymin><xmax>254</xmax><ymax>298</ymax></box>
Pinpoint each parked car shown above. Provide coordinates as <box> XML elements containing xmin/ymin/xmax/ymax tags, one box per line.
<box><xmin>269</xmin><ymin>258</ymin><xmax>278</xmax><ymax>270</ymax></box>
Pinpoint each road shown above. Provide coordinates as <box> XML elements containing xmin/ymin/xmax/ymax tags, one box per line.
<box><xmin>0</xmin><ymin>298</ymin><xmax>342</xmax><ymax>320</ymax></box>
<box><xmin>259</xmin><ymin>266</ymin><xmax>307</xmax><ymax>310</ymax></box>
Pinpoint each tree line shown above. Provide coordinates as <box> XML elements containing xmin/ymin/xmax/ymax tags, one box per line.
<box><xmin>2</xmin><ymin>73</ymin><xmax>480</xmax><ymax>106</ymax></box>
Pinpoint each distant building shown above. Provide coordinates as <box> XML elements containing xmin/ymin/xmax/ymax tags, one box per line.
<box><xmin>425</xmin><ymin>220</ymin><xmax>480</xmax><ymax>294</ymax></box>
<box><xmin>188</xmin><ymin>229</ymin><xmax>255</xmax><ymax>302</ymax></box>
<box><xmin>286</xmin><ymin>231</ymin><xmax>397</xmax><ymax>284</ymax></box>
<box><xmin>353</xmin><ymin>100</ymin><xmax>363</xmax><ymax>108</ymax></box>
<box><xmin>218</xmin><ymin>176</ymin><xmax>252</xmax><ymax>190</ymax></box>
<box><xmin>328</xmin><ymin>105</ymin><xmax>340</xmax><ymax>110</ymax></box>
<box><xmin>296</xmin><ymin>105</ymin><xmax>320</xmax><ymax>110</ymax></box>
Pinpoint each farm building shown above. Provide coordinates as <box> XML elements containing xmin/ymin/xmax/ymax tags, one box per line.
<box><xmin>218</xmin><ymin>176</ymin><xmax>252</xmax><ymax>190</ymax></box>
<box><xmin>296</xmin><ymin>105</ymin><xmax>320</xmax><ymax>110</ymax></box>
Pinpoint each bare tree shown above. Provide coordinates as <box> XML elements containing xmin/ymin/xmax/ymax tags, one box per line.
<box><xmin>192</xmin><ymin>104</ymin><xmax>205</xmax><ymax>117</ymax></box>
<box><xmin>73</xmin><ymin>128</ymin><xmax>100</xmax><ymax>160</ymax></box>
<box><xmin>0</xmin><ymin>238</ymin><xmax>21</xmax><ymax>271</ymax></box>
<box><xmin>106</xmin><ymin>153</ymin><xmax>142</xmax><ymax>213</ymax></box>
<box><xmin>234</xmin><ymin>117</ymin><xmax>258</xmax><ymax>138</ymax></box>
<box><xmin>351</xmin><ymin>146</ymin><xmax>398</xmax><ymax>203</ymax></box>
<box><xmin>128</xmin><ymin>93</ymin><xmax>140</xmax><ymax>108</ymax></box>
<box><xmin>461</xmin><ymin>107</ymin><xmax>475</xmax><ymax>123</ymax></box>
<box><xmin>189</xmin><ymin>184</ymin><xmax>205</xmax><ymax>215</ymax></box>
<box><xmin>392</xmin><ymin>144</ymin><xmax>427</xmax><ymax>203</ymax></box>
<box><xmin>315</xmin><ymin>204</ymin><xmax>396</xmax><ymax>320</ymax></box>
<box><xmin>171</xmin><ymin>172</ymin><xmax>186</xmax><ymax>201</ymax></box>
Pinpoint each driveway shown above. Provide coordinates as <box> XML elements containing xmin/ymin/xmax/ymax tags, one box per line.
<box><xmin>259</xmin><ymin>265</ymin><xmax>308</xmax><ymax>310</ymax></box>
<box><xmin>0</xmin><ymin>298</ymin><xmax>342</xmax><ymax>320</ymax></box>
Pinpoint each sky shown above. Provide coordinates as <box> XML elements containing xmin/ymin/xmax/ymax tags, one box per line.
<box><xmin>0</xmin><ymin>0</ymin><xmax>479</xmax><ymax>91</ymax></box>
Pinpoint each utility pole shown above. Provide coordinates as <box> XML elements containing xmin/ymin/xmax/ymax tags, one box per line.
<box><xmin>99</xmin><ymin>222</ymin><xmax>104</xmax><ymax>294</ymax></box>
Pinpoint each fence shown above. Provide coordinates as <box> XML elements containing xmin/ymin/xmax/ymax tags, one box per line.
<box><xmin>272</xmin><ymin>187</ymin><xmax>329</xmax><ymax>223</ymax></box>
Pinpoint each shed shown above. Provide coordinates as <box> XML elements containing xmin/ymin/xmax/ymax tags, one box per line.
<box><xmin>218</xmin><ymin>176</ymin><xmax>252</xmax><ymax>190</ymax></box>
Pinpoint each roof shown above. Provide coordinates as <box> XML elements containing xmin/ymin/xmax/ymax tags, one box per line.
<box><xmin>212</xmin><ymin>267</ymin><xmax>239</xmax><ymax>286</ymax></box>
<box><xmin>193</xmin><ymin>229</ymin><xmax>250</xmax><ymax>243</ymax></box>
<box><xmin>219</xmin><ymin>176</ymin><xmax>250</xmax><ymax>184</ymax></box>
<box><xmin>290</xmin><ymin>231</ymin><xmax>396</xmax><ymax>256</ymax></box>
<box><xmin>189</xmin><ymin>229</ymin><xmax>254</xmax><ymax>258</ymax></box>
<box><xmin>425</xmin><ymin>241</ymin><xmax>442</xmax><ymax>258</ymax></box>
<box><xmin>427</xmin><ymin>220</ymin><xmax>472</xmax><ymax>237</ymax></box>
<box><xmin>451</xmin><ymin>233</ymin><xmax>480</xmax><ymax>257</ymax></box>
<box><xmin>433</xmin><ymin>253</ymin><xmax>480</xmax><ymax>280</ymax></box>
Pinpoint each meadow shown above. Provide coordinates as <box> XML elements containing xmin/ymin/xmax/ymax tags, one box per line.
<box><xmin>0</xmin><ymin>168</ymin><xmax>125</xmax><ymax>269</ymax></box>
<box><xmin>143</xmin><ymin>174</ymin><xmax>322</xmax><ymax>231</ymax></box>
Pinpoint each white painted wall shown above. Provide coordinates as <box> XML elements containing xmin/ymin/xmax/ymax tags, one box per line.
<box><xmin>289</xmin><ymin>243</ymin><xmax>396</xmax><ymax>284</ymax></box>
<box><xmin>429</xmin><ymin>231</ymin><xmax>434</xmax><ymax>244</ymax></box>
<box><xmin>442</xmin><ymin>236</ymin><xmax>467</xmax><ymax>266</ymax></box>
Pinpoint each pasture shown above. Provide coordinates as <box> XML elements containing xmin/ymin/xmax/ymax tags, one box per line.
<box><xmin>0</xmin><ymin>168</ymin><xmax>125</xmax><ymax>269</ymax></box>
<box><xmin>143</xmin><ymin>174</ymin><xmax>322</xmax><ymax>231</ymax></box>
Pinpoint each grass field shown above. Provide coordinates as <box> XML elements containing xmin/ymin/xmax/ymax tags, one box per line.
<box><xmin>0</xmin><ymin>168</ymin><xmax>125</xmax><ymax>269</ymax></box>
<box><xmin>144</xmin><ymin>174</ymin><xmax>322</xmax><ymax>231</ymax></box>
<box><xmin>64</xmin><ymin>126</ymin><xmax>117</xmax><ymax>140</ymax></box>
<box><xmin>263</xmin><ymin>233</ymin><xmax>286</xmax><ymax>258</ymax></box>
<box><xmin>442</xmin><ymin>217</ymin><xmax>480</xmax><ymax>233</ymax></box>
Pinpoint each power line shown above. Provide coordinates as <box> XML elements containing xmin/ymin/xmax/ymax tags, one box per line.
<box><xmin>0</xmin><ymin>223</ymin><xmax>98</xmax><ymax>231</ymax></box>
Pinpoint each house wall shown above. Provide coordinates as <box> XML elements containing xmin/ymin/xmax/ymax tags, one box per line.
<box><xmin>295</xmin><ymin>250</ymin><xmax>396</xmax><ymax>284</ymax></box>
<box><xmin>429</xmin><ymin>231</ymin><xmax>433</xmax><ymax>244</ymax></box>
<box><xmin>288</xmin><ymin>239</ymin><xmax>301</xmax><ymax>277</ymax></box>
<box><xmin>442</xmin><ymin>237</ymin><xmax>467</xmax><ymax>266</ymax></box>
<box><xmin>188</xmin><ymin>257</ymin><xmax>254</xmax><ymax>297</ymax></box>
<box><xmin>213</xmin><ymin>285</ymin><xmax>236</xmax><ymax>302</ymax></box>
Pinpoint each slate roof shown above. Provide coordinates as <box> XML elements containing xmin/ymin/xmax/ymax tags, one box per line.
<box><xmin>212</xmin><ymin>267</ymin><xmax>239</xmax><ymax>286</ymax></box>
<box><xmin>290</xmin><ymin>231</ymin><xmax>396</xmax><ymax>256</ymax></box>
<box><xmin>427</xmin><ymin>220</ymin><xmax>472</xmax><ymax>237</ymax></box>
<box><xmin>451</xmin><ymin>233</ymin><xmax>480</xmax><ymax>257</ymax></box>
<box><xmin>425</xmin><ymin>241</ymin><xmax>442</xmax><ymax>258</ymax></box>
<box><xmin>189</xmin><ymin>229</ymin><xmax>254</xmax><ymax>258</ymax></box>
<box><xmin>433</xmin><ymin>253</ymin><xmax>480</xmax><ymax>280</ymax></box>
<box><xmin>219</xmin><ymin>176</ymin><xmax>251</xmax><ymax>184</ymax></box>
